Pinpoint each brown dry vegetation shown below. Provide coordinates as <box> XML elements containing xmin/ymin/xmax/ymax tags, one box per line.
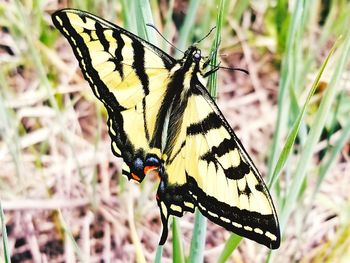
<box><xmin>0</xmin><ymin>1</ymin><xmax>350</xmax><ymax>262</ymax></box>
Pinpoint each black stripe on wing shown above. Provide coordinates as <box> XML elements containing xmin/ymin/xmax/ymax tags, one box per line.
<box><xmin>52</xmin><ymin>9</ymin><xmax>176</xmax><ymax>70</ymax></box>
<box><xmin>192</xmin><ymin>84</ymin><xmax>269</xmax><ymax>180</ymax></box>
<box><xmin>52</xmin><ymin>12</ymin><xmax>124</xmax><ymax>112</ymax></box>
<box><xmin>186</xmin><ymin>104</ymin><xmax>251</xmax><ymax>180</ymax></box>
<box><xmin>187</xmin><ymin>112</ymin><xmax>222</xmax><ymax>135</ymax></box>
<box><xmin>93</xmin><ymin>22</ymin><xmax>125</xmax><ymax>79</ymax></box>
<box><xmin>131</xmin><ymin>39</ymin><xmax>150</xmax><ymax>141</ymax></box>
<box><xmin>112</xmin><ymin>30</ymin><xmax>125</xmax><ymax>78</ymax></box>
<box><xmin>200</xmin><ymin>138</ymin><xmax>251</xmax><ymax>180</ymax></box>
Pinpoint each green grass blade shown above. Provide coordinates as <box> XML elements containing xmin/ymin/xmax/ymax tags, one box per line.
<box><xmin>176</xmin><ymin>0</ymin><xmax>201</xmax><ymax>55</ymax></box>
<box><xmin>154</xmin><ymin>245</ymin><xmax>163</xmax><ymax>263</ymax></box>
<box><xmin>280</xmin><ymin>33</ymin><xmax>350</xmax><ymax>230</ymax></box>
<box><xmin>58</xmin><ymin>210</ymin><xmax>86</xmax><ymax>262</ymax></box>
<box><xmin>317</xmin><ymin>116</ymin><xmax>350</xmax><ymax>191</ymax></box>
<box><xmin>188</xmin><ymin>209</ymin><xmax>207</xmax><ymax>262</ymax></box>
<box><xmin>207</xmin><ymin>0</ymin><xmax>227</xmax><ymax>96</ymax></box>
<box><xmin>217</xmin><ymin>235</ymin><xmax>242</xmax><ymax>263</ymax></box>
<box><xmin>134</xmin><ymin>0</ymin><xmax>157</xmax><ymax>44</ymax></box>
<box><xmin>120</xmin><ymin>0</ymin><xmax>133</xmax><ymax>30</ymax></box>
<box><xmin>267</xmin><ymin>0</ymin><xmax>306</xmax><ymax>181</ymax></box>
<box><xmin>268</xmin><ymin>38</ymin><xmax>339</xmax><ymax>188</ymax></box>
<box><xmin>172</xmin><ymin>219</ymin><xmax>185</xmax><ymax>263</ymax></box>
<box><xmin>161</xmin><ymin>0</ymin><xmax>175</xmax><ymax>51</ymax></box>
<box><xmin>0</xmin><ymin>202</ymin><xmax>11</xmax><ymax>263</ymax></box>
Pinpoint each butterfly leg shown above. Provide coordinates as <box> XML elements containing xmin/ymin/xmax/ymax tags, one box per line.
<box><xmin>202</xmin><ymin>39</ymin><xmax>221</xmax><ymax>69</ymax></box>
<box><xmin>202</xmin><ymin>51</ymin><xmax>216</xmax><ymax>69</ymax></box>
<box><xmin>203</xmin><ymin>63</ymin><xmax>221</xmax><ymax>78</ymax></box>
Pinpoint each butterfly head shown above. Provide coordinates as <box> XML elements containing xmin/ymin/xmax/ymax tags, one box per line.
<box><xmin>192</xmin><ymin>48</ymin><xmax>202</xmax><ymax>63</ymax></box>
<box><xmin>183</xmin><ymin>46</ymin><xmax>202</xmax><ymax>65</ymax></box>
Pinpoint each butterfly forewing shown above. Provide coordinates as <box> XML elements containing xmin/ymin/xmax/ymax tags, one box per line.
<box><xmin>52</xmin><ymin>9</ymin><xmax>174</xmax><ymax>181</ymax></box>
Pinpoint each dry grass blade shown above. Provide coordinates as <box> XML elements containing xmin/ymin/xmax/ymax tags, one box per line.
<box><xmin>0</xmin><ymin>1</ymin><xmax>349</xmax><ymax>262</ymax></box>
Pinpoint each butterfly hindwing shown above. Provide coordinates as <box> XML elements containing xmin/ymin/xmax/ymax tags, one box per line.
<box><xmin>52</xmin><ymin>9</ymin><xmax>174</xmax><ymax>181</ymax></box>
<box><xmin>160</xmin><ymin>83</ymin><xmax>280</xmax><ymax>248</ymax></box>
<box><xmin>182</xmin><ymin>84</ymin><xmax>280</xmax><ymax>249</ymax></box>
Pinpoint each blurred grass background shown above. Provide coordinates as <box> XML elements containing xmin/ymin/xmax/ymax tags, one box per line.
<box><xmin>0</xmin><ymin>0</ymin><xmax>350</xmax><ymax>262</ymax></box>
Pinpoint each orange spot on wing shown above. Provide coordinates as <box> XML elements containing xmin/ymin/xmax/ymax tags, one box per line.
<box><xmin>131</xmin><ymin>173</ymin><xmax>141</xmax><ymax>182</ymax></box>
<box><xmin>144</xmin><ymin>165</ymin><xmax>158</xmax><ymax>175</ymax></box>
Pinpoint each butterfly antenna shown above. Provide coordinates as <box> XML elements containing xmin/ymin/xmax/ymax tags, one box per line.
<box><xmin>146</xmin><ymin>24</ymin><xmax>184</xmax><ymax>54</ymax></box>
<box><xmin>219</xmin><ymin>66</ymin><xmax>249</xmax><ymax>75</ymax></box>
<box><xmin>196</xmin><ymin>26</ymin><xmax>216</xmax><ymax>44</ymax></box>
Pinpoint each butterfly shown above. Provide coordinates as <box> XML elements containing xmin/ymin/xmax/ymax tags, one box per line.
<box><xmin>52</xmin><ymin>8</ymin><xmax>280</xmax><ymax>249</ymax></box>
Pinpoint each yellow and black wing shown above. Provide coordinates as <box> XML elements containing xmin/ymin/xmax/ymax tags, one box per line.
<box><xmin>158</xmin><ymin>81</ymin><xmax>280</xmax><ymax>249</ymax></box>
<box><xmin>52</xmin><ymin>9</ymin><xmax>174</xmax><ymax>182</ymax></box>
<box><xmin>185</xmin><ymin>85</ymin><xmax>280</xmax><ymax>249</ymax></box>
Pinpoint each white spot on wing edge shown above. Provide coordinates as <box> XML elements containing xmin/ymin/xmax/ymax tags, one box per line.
<box><xmin>109</xmin><ymin>121</ymin><xmax>117</xmax><ymax>136</ymax></box>
<box><xmin>254</xmin><ymin>228</ymin><xmax>264</xmax><ymax>235</ymax></box>
<box><xmin>189</xmin><ymin>191</ymin><xmax>197</xmax><ymax>200</ymax></box>
<box><xmin>70</xmin><ymin>36</ymin><xmax>77</xmax><ymax>45</ymax></box>
<box><xmin>219</xmin><ymin>218</ymin><xmax>243</xmax><ymax>229</ymax></box>
<box><xmin>63</xmin><ymin>28</ymin><xmax>70</xmax><ymax>36</ymax></box>
<box><xmin>55</xmin><ymin>16</ymin><xmax>63</xmax><ymax>26</ymax></box>
<box><xmin>265</xmin><ymin>231</ymin><xmax>277</xmax><ymax>241</ymax></box>
<box><xmin>161</xmin><ymin>202</ymin><xmax>168</xmax><ymax>218</ymax></box>
<box><xmin>244</xmin><ymin>226</ymin><xmax>253</xmax><ymax>231</ymax></box>
<box><xmin>232</xmin><ymin>222</ymin><xmax>242</xmax><ymax>228</ymax></box>
<box><xmin>184</xmin><ymin>202</ymin><xmax>194</xmax><ymax>209</ymax></box>
<box><xmin>76</xmin><ymin>47</ymin><xmax>82</xmax><ymax>57</ymax></box>
<box><xmin>208</xmin><ymin>211</ymin><xmax>218</xmax><ymax>218</ymax></box>
<box><xmin>112</xmin><ymin>141</ymin><xmax>121</xmax><ymax>155</ymax></box>
<box><xmin>122</xmin><ymin>162</ymin><xmax>130</xmax><ymax>172</ymax></box>
<box><xmin>220</xmin><ymin>217</ymin><xmax>230</xmax><ymax>223</ymax></box>
<box><xmin>198</xmin><ymin>203</ymin><xmax>206</xmax><ymax>211</ymax></box>
<box><xmin>170</xmin><ymin>204</ymin><xmax>182</xmax><ymax>213</ymax></box>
